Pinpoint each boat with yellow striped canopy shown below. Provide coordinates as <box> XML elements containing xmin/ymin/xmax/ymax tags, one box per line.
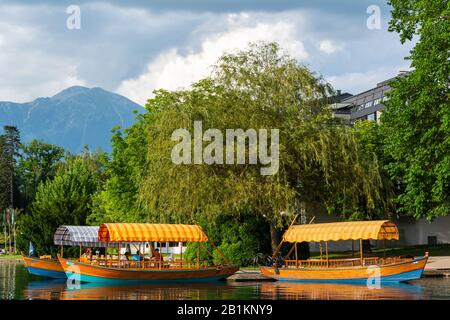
<box><xmin>260</xmin><ymin>220</ymin><xmax>428</xmax><ymax>283</ymax></box>
<box><xmin>58</xmin><ymin>223</ymin><xmax>239</xmax><ymax>283</ymax></box>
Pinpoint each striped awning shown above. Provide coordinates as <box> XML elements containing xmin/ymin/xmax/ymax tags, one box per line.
<box><xmin>283</xmin><ymin>220</ymin><xmax>399</xmax><ymax>243</ymax></box>
<box><xmin>98</xmin><ymin>223</ymin><xmax>209</xmax><ymax>242</ymax></box>
<box><xmin>53</xmin><ymin>226</ymin><xmax>116</xmax><ymax>247</ymax></box>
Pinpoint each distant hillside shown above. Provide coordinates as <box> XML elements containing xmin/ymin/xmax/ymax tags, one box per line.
<box><xmin>0</xmin><ymin>86</ymin><xmax>143</xmax><ymax>153</ymax></box>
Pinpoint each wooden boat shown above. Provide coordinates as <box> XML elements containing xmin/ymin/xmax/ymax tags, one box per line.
<box><xmin>260</xmin><ymin>220</ymin><xmax>428</xmax><ymax>283</ymax></box>
<box><xmin>22</xmin><ymin>225</ymin><xmax>115</xmax><ymax>279</ymax></box>
<box><xmin>22</xmin><ymin>255</ymin><xmax>66</xmax><ymax>279</ymax></box>
<box><xmin>59</xmin><ymin>223</ymin><xmax>239</xmax><ymax>283</ymax></box>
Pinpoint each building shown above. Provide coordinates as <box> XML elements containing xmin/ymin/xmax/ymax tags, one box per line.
<box><xmin>331</xmin><ymin>71</ymin><xmax>411</xmax><ymax>123</ymax></box>
<box><xmin>323</xmin><ymin>72</ymin><xmax>450</xmax><ymax>250</ymax></box>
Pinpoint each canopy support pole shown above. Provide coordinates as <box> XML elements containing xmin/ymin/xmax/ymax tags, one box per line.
<box><xmin>294</xmin><ymin>242</ymin><xmax>298</xmax><ymax>268</ymax></box>
<box><xmin>79</xmin><ymin>244</ymin><xmax>82</xmax><ymax>261</ymax></box>
<box><xmin>60</xmin><ymin>245</ymin><xmax>63</xmax><ymax>258</ymax></box>
<box><xmin>360</xmin><ymin>239</ymin><xmax>363</xmax><ymax>266</ymax></box>
<box><xmin>118</xmin><ymin>243</ymin><xmax>121</xmax><ymax>269</ymax></box>
<box><xmin>325</xmin><ymin>241</ymin><xmax>329</xmax><ymax>268</ymax></box>
<box><xmin>352</xmin><ymin>240</ymin><xmax>355</xmax><ymax>258</ymax></box>
<box><xmin>180</xmin><ymin>242</ymin><xmax>183</xmax><ymax>268</ymax></box>
<box><xmin>319</xmin><ymin>241</ymin><xmax>323</xmax><ymax>260</ymax></box>
<box><xmin>383</xmin><ymin>239</ymin><xmax>386</xmax><ymax>259</ymax></box>
<box><xmin>285</xmin><ymin>243</ymin><xmax>296</xmax><ymax>260</ymax></box>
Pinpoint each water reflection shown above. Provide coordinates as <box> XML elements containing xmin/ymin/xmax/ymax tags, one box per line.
<box><xmin>24</xmin><ymin>280</ymin><xmax>263</xmax><ymax>300</ymax></box>
<box><xmin>2</xmin><ymin>260</ymin><xmax>449</xmax><ymax>300</ymax></box>
<box><xmin>258</xmin><ymin>282</ymin><xmax>425</xmax><ymax>300</ymax></box>
<box><xmin>22</xmin><ymin>279</ymin><xmax>426</xmax><ymax>300</ymax></box>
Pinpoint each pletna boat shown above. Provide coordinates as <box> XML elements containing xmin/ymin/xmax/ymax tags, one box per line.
<box><xmin>58</xmin><ymin>223</ymin><xmax>239</xmax><ymax>283</ymax></box>
<box><xmin>23</xmin><ymin>225</ymin><xmax>115</xmax><ymax>279</ymax></box>
<box><xmin>260</xmin><ymin>220</ymin><xmax>428</xmax><ymax>283</ymax></box>
<box><xmin>22</xmin><ymin>255</ymin><xmax>66</xmax><ymax>279</ymax></box>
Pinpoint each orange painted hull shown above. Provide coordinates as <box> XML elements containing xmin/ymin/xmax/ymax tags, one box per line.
<box><xmin>22</xmin><ymin>255</ymin><xmax>66</xmax><ymax>279</ymax></box>
<box><xmin>260</xmin><ymin>256</ymin><xmax>428</xmax><ymax>283</ymax></box>
<box><xmin>59</xmin><ymin>258</ymin><xmax>239</xmax><ymax>283</ymax></box>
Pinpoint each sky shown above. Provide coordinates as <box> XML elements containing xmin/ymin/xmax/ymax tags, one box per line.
<box><xmin>0</xmin><ymin>0</ymin><xmax>415</xmax><ymax>105</ymax></box>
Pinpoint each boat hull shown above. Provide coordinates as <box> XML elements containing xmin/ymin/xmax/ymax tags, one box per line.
<box><xmin>22</xmin><ymin>255</ymin><xmax>66</xmax><ymax>279</ymax></box>
<box><xmin>260</xmin><ymin>256</ymin><xmax>428</xmax><ymax>284</ymax></box>
<box><xmin>59</xmin><ymin>258</ymin><xmax>239</xmax><ymax>283</ymax></box>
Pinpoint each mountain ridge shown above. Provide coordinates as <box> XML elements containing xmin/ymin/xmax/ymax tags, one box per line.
<box><xmin>0</xmin><ymin>86</ymin><xmax>143</xmax><ymax>153</ymax></box>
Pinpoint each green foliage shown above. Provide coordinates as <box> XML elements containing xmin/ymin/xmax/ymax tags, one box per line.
<box><xmin>0</xmin><ymin>126</ymin><xmax>21</xmax><ymax>210</ymax></box>
<box><xmin>382</xmin><ymin>0</ymin><xmax>450</xmax><ymax>219</ymax></box>
<box><xmin>140</xmin><ymin>42</ymin><xmax>392</xmax><ymax>246</ymax></box>
<box><xmin>17</xmin><ymin>150</ymin><xmax>107</xmax><ymax>256</ymax></box>
<box><xmin>17</xmin><ymin>139</ymin><xmax>65</xmax><ymax>206</ymax></box>
<box><xmin>88</xmin><ymin>113</ymin><xmax>151</xmax><ymax>224</ymax></box>
<box><xmin>184</xmin><ymin>214</ymin><xmax>270</xmax><ymax>266</ymax></box>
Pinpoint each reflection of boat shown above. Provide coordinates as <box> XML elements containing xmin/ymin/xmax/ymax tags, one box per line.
<box><xmin>23</xmin><ymin>225</ymin><xmax>116</xmax><ymax>279</ymax></box>
<box><xmin>22</xmin><ymin>256</ymin><xmax>66</xmax><ymax>279</ymax></box>
<box><xmin>261</xmin><ymin>220</ymin><xmax>428</xmax><ymax>283</ymax></box>
<box><xmin>259</xmin><ymin>282</ymin><xmax>424</xmax><ymax>300</ymax></box>
<box><xmin>60</xmin><ymin>223</ymin><xmax>239</xmax><ymax>283</ymax></box>
<box><xmin>24</xmin><ymin>280</ymin><xmax>230</xmax><ymax>300</ymax></box>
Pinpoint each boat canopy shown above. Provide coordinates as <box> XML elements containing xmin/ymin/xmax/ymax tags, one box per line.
<box><xmin>53</xmin><ymin>225</ymin><xmax>116</xmax><ymax>247</ymax></box>
<box><xmin>283</xmin><ymin>220</ymin><xmax>399</xmax><ymax>243</ymax></box>
<box><xmin>98</xmin><ymin>223</ymin><xmax>209</xmax><ymax>243</ymax></box>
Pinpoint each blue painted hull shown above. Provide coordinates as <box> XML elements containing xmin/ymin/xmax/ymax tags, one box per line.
<box><xmin>277</xmin><ymin>268</ymin><xmax>424</xmax><ymax>284</ymax></box>
<box><xmin>27</xmin><ymin>267</ymin><xmax>67</xmax><ymax>279</ymax></box>
<box><xmin>65</xmin><ymin>272</ymin><xmax>230</xmax><ymax>284</ymax></box>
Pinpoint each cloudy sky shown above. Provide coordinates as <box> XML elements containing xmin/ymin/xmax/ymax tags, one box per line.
<box><xmin>0</xmin><ymin>0</ymin><xmax>415</xmax><ymax>105</ymax></box>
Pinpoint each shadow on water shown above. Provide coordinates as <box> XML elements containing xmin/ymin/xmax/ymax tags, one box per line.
<box><xmin>4</xmin><ymin>260</ymin><xmax>450</xmax><ymax>300</ymax></box>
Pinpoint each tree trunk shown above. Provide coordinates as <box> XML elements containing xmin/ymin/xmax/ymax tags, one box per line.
<box><xmin>269</xmin><ymin>224</ymin><xmax>281</xmax><ymax>255</ymax></box>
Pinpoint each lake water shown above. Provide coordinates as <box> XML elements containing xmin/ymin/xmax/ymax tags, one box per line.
<box><xmin>2</xmin><ymin>260</ymin><xmax>450</xmax><ymax>300</ymax></box>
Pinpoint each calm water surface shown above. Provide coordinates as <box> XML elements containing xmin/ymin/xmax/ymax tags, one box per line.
<box><xmin>1</xmin><ymin>260</ymin><xmax>450</xmax><ymax>300</ymax></box>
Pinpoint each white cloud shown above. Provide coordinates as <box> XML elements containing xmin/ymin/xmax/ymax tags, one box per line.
<box><xmin>0</xmin><ymin>5</ymin><xmax>85</xmax><ymax>102</ymax></box>
<box><xmin>319</xmin><ymin>39</ymin><xmax>341</xmax><ymax>54</ymax></box>
<box><xmin>118</xmin><ymin>15</ymin><xmax>308</xmax><ymax>105</ymax></box>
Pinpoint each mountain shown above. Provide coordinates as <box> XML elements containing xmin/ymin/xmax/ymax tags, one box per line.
<box><xmin>0</xmin><ymin>86</ymin><xmax>143</xmax><ymax>153</ymax></box>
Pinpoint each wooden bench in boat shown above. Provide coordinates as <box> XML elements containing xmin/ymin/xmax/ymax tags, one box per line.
<box><xmin>86</xmin><ymin>258</ymin><xmax>213</xmax><ymax>270</ymax></box>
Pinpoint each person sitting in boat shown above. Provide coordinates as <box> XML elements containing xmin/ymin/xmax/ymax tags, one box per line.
<box><xmin>123</xmin><ymin>251</ymin><xmax>131</xmax><ymax>261</ymax></box>
<box><xmin>151</xmin><ymin>248</ymin><xmax>164</xmax><ymax>266</ymax></box>
<box><xmin>136</xmin><ymin>250</ymin><xmax>144</xmax><ymax>261</ymax></box>
<box><xmin>85</xmin><ymin>247</ymin><xmax>92</xmax><ymax>260</ymax></box>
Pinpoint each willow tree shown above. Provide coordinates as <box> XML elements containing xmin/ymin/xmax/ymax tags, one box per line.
<box><xmin>140</xmin><ymin>42</ymin><xmax>393</xmax><ymax>252</ymax></box>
